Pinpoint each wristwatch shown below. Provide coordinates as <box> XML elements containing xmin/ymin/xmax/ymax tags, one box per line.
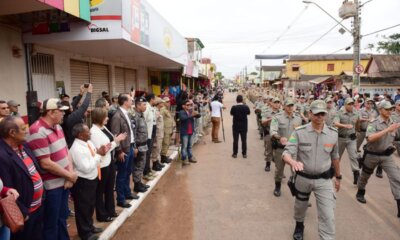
<box><xmin>335</xmin><ymin>175</ymin><xmax>342</xmax><ymax>180</ymax></box>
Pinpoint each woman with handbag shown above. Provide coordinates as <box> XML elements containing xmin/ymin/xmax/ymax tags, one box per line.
<box><xmin>90</xmin><ymin>108</ymin><xmax>127</xmax><ymax>222</ymax></box>
<box><xmin>0</xmin><ymin>178</ymin><xmax>20</xmax><ymax>240</ymax></box>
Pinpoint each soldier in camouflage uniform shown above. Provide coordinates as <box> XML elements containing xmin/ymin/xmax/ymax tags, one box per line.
<box><xmin>261</xmin><ymin>97</ymin><xmax>281</xmax><ymax>172</ymax></box>
<box><xmin>356</xmin><ymin>101</ymin><xmax>400</xmax><ymax>219</ymax></box>
<box><xmin>160</xmin><ymin>97</ymin><xmax>174</xmax><ymax>163</ymax></box>
<box><xmin>149</xmin><ymin>98</ymin><xmax>165</xmax><ymax>174</ymax></box>
<box><xmin>334</xmin><ymin>98</ymin><xmax>361</xmax><ymax>185</ymax></box>
<box><xmin>283</xmin><ymin>100</ymin><xmax>341</xmax><ymax>240</ymax></box>
<box><xmin>254</xmin><ymin>95</ymin><xmax>265</xmax><ymax>139</ymax></box>
<box><xmin>357</xmin><ymin>98</ymin><xmax>378</xmax><ymax>152</ymax></box>
<box><xmin>325</xmin><ymin>97</ymin><xmax>337</xmax><ymax>127</ymax></box>
<box><xmin>391</xmin><ymin>100</ymin><xmax>400</xmax><ymax>156</ymax></box>
<box><xmin>270</xmin><ymin>98</ymin><xmax>302</xmax><ymax>197</ymax></box>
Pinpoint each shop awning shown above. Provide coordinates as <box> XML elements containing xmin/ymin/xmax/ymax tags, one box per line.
<box><xmin>273</xmin><ymin>81</ymin><xmax>282</xmax><ymax>85</ymax></box>
<box><xmin>309</xmin><ymin>76</ymin><xmax>332</xmax><ymax>85</ymax></box>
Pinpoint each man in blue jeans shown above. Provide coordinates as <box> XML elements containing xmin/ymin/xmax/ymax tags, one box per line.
<box><xmin>179</xmin><ymin>100</ymin><xmax>200</xmax><ymax>165</ymax></box>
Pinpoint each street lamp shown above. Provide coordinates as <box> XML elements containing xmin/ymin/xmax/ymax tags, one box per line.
<box><xmin>302</xmin><ymin>0</ymin><xmax>360</xmax><ymax>97</ymax></box>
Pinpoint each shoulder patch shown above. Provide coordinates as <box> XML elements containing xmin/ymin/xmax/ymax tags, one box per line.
<box><xmin>328</xmin><ymin>126</ymin><xmax>338</xmax><ymax>132</ymax></box>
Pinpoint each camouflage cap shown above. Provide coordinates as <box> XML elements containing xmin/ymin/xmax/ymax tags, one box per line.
<box><xmin>272</xmin><ymin>97</ymin><xmax>281</xmax><ymax>103</ymax></box>
<box><xmin>310</xmin><ymin>100</ymin><xmax>328</xmax><ymax>114</ymax></box>
<box><xmin>378</xmin><ymin>101</ymin><xmax>394</xmax><ymax>110</ymax></box>
<box><xmin>325</xmin><ymin>97</ymin><xmax>333</xmax><ymax>103</ymax></box>
<box><xmin>344</xmin><ymin>98</ymin><xmax>355</xmax><ymax>105</ymax></box>
<box><xmin>365</xmin><ymin>98</ymin><xmax>374</xmax><ymax>103</ymax></box>
<box><xmin>284</xmin><ymin>98</ymin><xmax>295</xmax><ymax>106</ymax></box>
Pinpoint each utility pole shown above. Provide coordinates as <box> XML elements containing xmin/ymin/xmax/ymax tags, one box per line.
<box><xmin>352</xmin><ymin>0</ymin><xmax>361</xmax><ymax>97</ymax></box>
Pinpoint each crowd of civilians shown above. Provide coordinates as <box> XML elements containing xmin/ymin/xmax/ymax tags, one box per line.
<box><xmin>0</xmin><ymin>83</ymin><xmax>214</xmax><ymax>240</ymax></box>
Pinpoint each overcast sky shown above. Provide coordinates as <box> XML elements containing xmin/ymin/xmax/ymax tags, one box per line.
<box><xmin>147</xmin><ymin>0</ymin><xmax>400</xmax><ymax>78</ymax></box>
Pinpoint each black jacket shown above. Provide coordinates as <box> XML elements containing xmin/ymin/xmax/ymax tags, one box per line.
<box><xmin>0</xmin><ymin>139</ymin><xmax>42</xmax><ymax>217</ymax></box>
<box><xmin>230</xmin><ymin>104</ymin><xmax>250</xmax><ymax>131</ymax></box>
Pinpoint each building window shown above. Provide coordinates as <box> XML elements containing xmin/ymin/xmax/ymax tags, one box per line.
<box><xmin>327</xmin><ymin>64</ymin><xmax>335</xmax><ymax>71</ymax></box>
<box><xmin>292</xmin><ymin>64</ymin><xmax>300</xmax><ymax>72</ymax></box>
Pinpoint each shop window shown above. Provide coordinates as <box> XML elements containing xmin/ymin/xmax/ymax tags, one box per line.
<box><xmin>327</xmin><ymin>64</ymin><xmax>335</xmax><ymax>71</ymax></box>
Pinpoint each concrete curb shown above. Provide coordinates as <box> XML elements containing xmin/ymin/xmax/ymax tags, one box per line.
<box><xmin>99</xmin><ymin>150</ymin><xmax>179</xmax><ymax>240</ymax></box>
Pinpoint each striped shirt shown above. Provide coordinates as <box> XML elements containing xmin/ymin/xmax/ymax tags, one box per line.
<box><xmin>17</xmin><ymin>146</ymin><xmax>44</xmax><ymax>213</ymax></box>
<box><xmin>27</xmin><ymin>118</ymin><xmax>69</xmax><ymax>190</ymax></box>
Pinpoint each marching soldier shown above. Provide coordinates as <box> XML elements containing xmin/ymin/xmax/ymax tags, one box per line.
<box><xmin>325</xmin><ymin>97</ymin><xmax>337</xmax><ymax>127</ymax></box>
<box><xmin>356</xmin><ymin>101</ymin><xmax>400</xmax><ymax>218</ymax></box>
<box><xmin>254</xmin><ymin>95</ymin><xmax>265</xmax><ymax>140</ymax></box>
<box><xmin>333</xmin><ymin>98</ymin><xmax>361</xmax><ymax>185</ymax></box>
<box><xmin>357</xmin><ymin>98</ymin><xmax>378</xmax><ymax>153</ymax></box>
<box><xmin>391</xmin><ymin>100</ymin><xmax>400</xmax><ymax>156</ymax></box>
<box><xmin>270</xmin><ymin>98</ymin><xmax>302</xmax><ymax>197</ymax></box>
<box><xmin>261</xmin><ymin>97</ymin><xmax>281</xmax><ymax>172</ymax></box>
<box><xmin>160</xmin><ymin>97</ymin><xmax>174</xmax><ymax>163</ymax></box>
<box><xmin>283</xmin><ymin>100</ymin><xmax>340</xmax><ymax>240</ymax></box>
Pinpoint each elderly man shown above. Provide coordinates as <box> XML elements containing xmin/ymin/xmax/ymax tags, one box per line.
<box><xmin>27</xmin><ymin>98</ymin><xmax>77</xmax><ymax>240</ymax></box>
<box><xmin>70</xmin><ymin>123</ymin><xmax>110</xmax><ymax>240</ymax></box>
<box><xmin>0</xmin><ymin>100</ymin><xmax>10</xmax><ymax>122</ymax></box>
<box><xmin>0</xmin><ymin>116</ymin><xmax>44</xmax><ymax>240</ymax></box>
<box><xmin>7</xmin><ymin>100</ymin><xmax>20</xmax><ymax>117</ymax></box>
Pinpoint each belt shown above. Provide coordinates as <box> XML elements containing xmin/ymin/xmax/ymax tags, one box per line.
<box><xmin>136</xmin><ymin>142</ymin><xmax>147</xmax><ymax>147</ymax></box>
<box><xmin>338</xmin><ymin>134</ymin><xmax>349</xmax><ymax>138</ymax></box>
<box><xmin>297</xmin><ymin>169</ymin><xmax>333</xmax><ymax>180</ymax></box>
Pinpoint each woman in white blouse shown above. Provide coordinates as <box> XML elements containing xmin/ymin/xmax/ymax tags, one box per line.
<box><xmin>90</xmin><ymin>108</ymin><xmax>126</xmax><ymax>222</ymax></box>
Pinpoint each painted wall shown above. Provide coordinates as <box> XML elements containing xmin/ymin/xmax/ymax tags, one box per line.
<box><xmin>286</xmin><ymin>59</ymin><xmax>370</xmax><ymax>80</ymax></box>
<box><xmin>0</xmin><ymin>25</ymin><xmax>28</xmax><ymax>116</ymax></box>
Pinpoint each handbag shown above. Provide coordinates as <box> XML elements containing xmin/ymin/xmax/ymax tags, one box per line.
<box><xmin>0</xmin><ymin>195</ymin><xmax>24</xmax><ymax>233</ymax></box>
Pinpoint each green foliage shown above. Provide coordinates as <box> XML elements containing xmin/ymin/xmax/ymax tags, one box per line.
<box><xmin>369</xmin><ymin>33</ymin><xmax>400</xmax><ymax>54</ymax></box>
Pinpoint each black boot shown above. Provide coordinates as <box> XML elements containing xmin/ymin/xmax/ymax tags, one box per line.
<box><xmin>265</xmin><ymin>162</ymin><xmax>271</xmax><ymax>172</ymax></box>
<box><xmin>396</xmin><ymin>199</ymin><xmax>400</xmax><ymax>218</ymax></box>
<box><xmin>293</xmin><ymin>221</ymin><xmax>304</xmax><ymax>240</ymax></box>
<box><xmin>356</xmin><ymin>189</ymin><xmax>367</xmax><ymax>204</ymax></box>
<box><xmin>134</xmin><ymin>182</ymin><xmax>148</xmax><ymax>193</ymax></box>
<box><xmin>152</xmin><ymin>161</ymin><xmax>163</xmax><ymax>171</ymax></box>
<box><xmin>161</xmin><ymin>155</ymin><xmax>172</xmax><ymax>164</ymax></box>
<box><xmin>376</xmin><ymin>166</ymin><xmax>383</xmax><ymax>178</ymax></box>
<box><xmin>274</xmin><ymin>182</ymin><xmax>281</xmax><ymax>197</ymax></box>
<box><xmin>353</xmin><ymin>170</ymin><xmax>360</xmax><ymax>185</ymax></box>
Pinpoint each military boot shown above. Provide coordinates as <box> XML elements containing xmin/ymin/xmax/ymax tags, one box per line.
<box><xmin>273</xmin><ymin>182</ymin><xmax>281</xmax><ymax>197</ymax></box>
<box><xmin>353</xmin><ymin>170</ymin><xmax>360</xmax><ymax>185</ymax></box>
<box><xmin>161</xmin><ymin>155</ymin><xmax>172</xmax><ymax>164</ymax></box>
<box><xmin>396</xmin><ymin>199</ymin><xmax>400</xmax><ymax>218</ymax></box>
<box><xmin>152</xmin><ymin>161</ymin><xmax>163</xmax><ymax>171</ymax></box>
<box><xmin>265</xmin><ymin>162</ymin><xmax>271</xmax><ymax>172</ymax></box>
<box><xmin>293</xmin><ymin>221</ymin><xmax>304</xmax><ymax>240</ymax></box>
<box><xmin>356</xmin><ymin>189</ymin><xmax>367</xmax><ymax>204</ymax></box>
<box><xmin>134</xmin><ymin>182</ymin><xmax>148</xmax><ymax>193</ymax></box>
<box><xmin>376</xmin><ymin>166</ymin><xmax>383</xmax><ymax>178</ymax></box>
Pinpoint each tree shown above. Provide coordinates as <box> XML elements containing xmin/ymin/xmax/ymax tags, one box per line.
<box><xmin>215</xmin><ymin>72</ymin><xmax>224</xmax><ymax>80</ymax></box>
<box><xmin>368</xmin><ymin>33</ymin><xmax>400</xmax><ymax>54</ymax></box>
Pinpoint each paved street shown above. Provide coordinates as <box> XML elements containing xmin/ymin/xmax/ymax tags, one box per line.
<box><xmin>114</xmin><ymin>92</ymin><xmax>400</xmax><ymax>240</ymax></box>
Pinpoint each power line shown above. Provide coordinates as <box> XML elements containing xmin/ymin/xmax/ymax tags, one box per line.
<box><xmin>297</xmin><ymin>20</ymin><xmax>343</xmax><ymax>54</ymax></box>
<box><xmin>362</xmin><ymin>23</ymin><xmax>400</xmax><ymax>37</ymax></box>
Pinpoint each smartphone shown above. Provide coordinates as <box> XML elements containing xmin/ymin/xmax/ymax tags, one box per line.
<box><xmin>84</xmin><ymin>83</ymin><xmax>89</xmax><ymax>88</ymax></box>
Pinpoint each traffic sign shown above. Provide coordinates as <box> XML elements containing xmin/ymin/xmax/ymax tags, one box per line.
<box><xmin>354</xmin><ymin>64</ymin><xmax>364</xmax><ymax>74</ymax></box>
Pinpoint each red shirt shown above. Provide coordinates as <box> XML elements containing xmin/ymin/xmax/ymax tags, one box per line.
<box><xmin>186</xmin><ymin>111</ymin><xmax>193</xmax><ymax>135</ymax></box>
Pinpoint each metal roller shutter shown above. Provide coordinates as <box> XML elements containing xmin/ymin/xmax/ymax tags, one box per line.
<box><xmin>90</xmin><ymin>63</ymin><xmax>110</xmax><ymax>105</ymax></box>
<box><xmin>125</xmin><ymin>69</ymin><xmax>136</xmax><ymax>92</ymax></box>
<box><xmin>31</xmin><ymin>54</ymin><xmax>56</xmax><ymax>102</ymax></box>
<box><xmin>114</xmin><ymin>67</ymin><xmax>125</xmax><ymax>95</ymax></box>
<box><xmin>70</xmin><ymin>60</ymin><xmax>90</xmax><ymax>97</ymax></box>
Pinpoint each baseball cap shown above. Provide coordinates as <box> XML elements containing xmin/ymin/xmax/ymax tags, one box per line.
<box><xmin>7</xmin><ymin>100</ymin><xmax>20</xmax><ymax>107</ymax></box>
<box><xmin>378</xmin><ymin>101</ymin><xmax>394</xmax><ymax>110</ymax></box>
<box><xmin>42</xmin><ymin>98</ymin><xmax>69</xmax><ymax>111</ymax></box>
<box><xmin>395</xmin><ymin>100</ymin><xmax>400</xmax><ymax>105</ymax></box>
<box><xmin>344</xmin><ymin>98</ymin><xmax>355</xmax><ymax>105</ymax></box>
<box><xmin>162</xmin><ymin>97</ymin><xmax>170</xmax><ymax>102</ymax></box>
<box><xmin>325</xmin><ymin>97</ymin><xmax>333</xmax><ymax>103</ymax></box>
<box><xmin>299</xmin><ymin>95</ymin><xmax>305</xmax><ymax>99</ymax></box>
<box><xmin>135</xmin><ymin>97</ymin><xmax>147</xmax><ymax>104</ymax></box>
<box><xmin>310</xmin><ymin>100</ymin><xmax>328</xmax><ymax>114</ymax></box>
<box><xmin>154</xmin><ymin>97</ymin><xmax>165</xmax><ymax>105</ymax></box>
<box><xmin>365</xmin><ymin>98</ymin><xmax>374</xmax><ymax>103</ymax></box>
<box><xmin>272</xmin><ymin>98</ymin><xmax>281</xmax><ymax>103</ymax></box>
<box><xmin>284</xmin><ymin>98</ymin><xmax>295</xmax><ymax>106</ymax></box>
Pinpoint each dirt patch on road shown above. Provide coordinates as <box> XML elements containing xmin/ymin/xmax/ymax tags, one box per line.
<box><xmin>114</xmin><ymin>162</ymin><xmax>194</xmax><ymax>240</ymax></box>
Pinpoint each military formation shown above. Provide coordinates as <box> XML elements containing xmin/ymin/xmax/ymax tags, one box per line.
<box><xmin>242</xmin><ymin>86</ymin><xmax>400</xmax><ymax>240</ymax></box>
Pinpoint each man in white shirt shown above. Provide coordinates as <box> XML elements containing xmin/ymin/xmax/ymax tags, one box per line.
<box><xmin>70</xmin><ymin>123</ymin><xmax>110</xmax><ymax>240</ymax></box>
<box><xmin>210</xmin><ymin>95</ymin><xmax>225</xmax><ymax>143</ymax></box>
